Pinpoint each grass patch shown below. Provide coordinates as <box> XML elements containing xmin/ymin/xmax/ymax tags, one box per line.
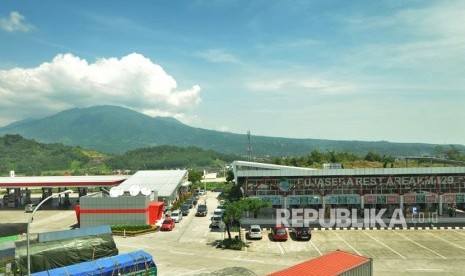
<box><xmin>111</xmin><ymin>224</ymin><xmax>158</xmax><ymax>236</ymax></box>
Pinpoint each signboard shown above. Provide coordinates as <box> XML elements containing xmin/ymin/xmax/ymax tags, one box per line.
<box><xmin>308</xmin><ymin>196</ymin><xmax>320</xmax><ymax>204</ymax></box>
<box><xmin>457</xmin><ymin>194</ymin><xmax>465</xmax><ymax>203</ymax></box>
<box><xmin>386</xmin><ymin>195</ymin><xmax>399</xmax><ymax>203</ymax></box>
<box><xmin>299</xmin><ymin>196</ymin><xmax>309</xmax><ymax>205</ymax></box>
<box><xmin>365</xmin><ymin>195</ymin><xmax>376</xmax><ymax>204</ymax></box>
<box><xmin>325</xmin><ymin>195</ymin><xmax>359</xmax><ymax>205</ymax></box>
<box><xmin>261</xmin><ymin>196</ymin><xmax>282</xmax><ymax>205</ymax></box>
<box><xmin>347</xmin><ymin>195</ymin><xmax>360</xmax><ymax>204</ymax></box>
<box><xmin>377</xmin><ymin>195</ymin><xmax>387</xmax><ymax>204</ymax></box>
<box><xmin>288</xmin><ymin>196</ymin><xmax>300</xmax><ymax>205</ymax></box>
<box><xmin>287</xmin><ymin>195</ymin><xmax>321</xmax><ymax>205</ymax></box>
<box><xmin>425</xmin><ymin>194</ymin><xmax>437</xmax><ymax>203</ymax></box>
<box><xmin>403</xmin><ymin>194</ymin><xmax>416</xmax><ymax>203</ymax></box>
<box><xmin>416</xmin><ymin>195</ymin><xmax>425</xmax><ymax>203</ymax></box>
<box><xmin>325</xmin><ymin>195</ymin><xmax>338</xmax><ymax>204</ymax></box>
<box><xmin>443</xmin><ymin>194</ymin><xmax>455</xmax><ymax>203</ymax></box>
<box><xmin>279</xmin><ymin>179</ymin><xmax>291</xmax><ymax>192</ymax></box>
<box><xmin>338</xmin><ymin>196</ymin><xmax>348</xmax><ymax>204</ymax></box>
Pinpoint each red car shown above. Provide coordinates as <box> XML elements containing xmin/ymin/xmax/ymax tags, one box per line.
<box><xmin>272</xmin><ymin>225</ymin><xmax>288</xmax><ymax>241</ymax></box>
<box><xmin>160</xmin><ymin>217</ymin><xmax>175</xmax><ymax>231</ymax></box>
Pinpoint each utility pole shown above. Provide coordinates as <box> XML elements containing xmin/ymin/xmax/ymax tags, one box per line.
<box><xmin>247</xmin><ymin>130</ymin><xmax>252</xmax><ymax>161</ymax></box>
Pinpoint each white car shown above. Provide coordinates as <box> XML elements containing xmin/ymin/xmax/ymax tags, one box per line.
<box><xmin>211</xmin><ymin>214</ymin><xmax>223</xmax><ymax>227</ymax></box>
<box><xmin>248</xmin><ymin>225</ymin><xmax>263</xmax><ymax>240</ymax></box>
<box><xmin>171</xmin><ymin>210</ymin><xmax>183</xmax><ymax>223</ymax></box>
<box><xmin>25</xmin><ymin>204</ymin><xmax>38</xmax><ymax>213</ymax></box>
<box><xmin>213</xmin><ymin>208</ymin><xmax>224</xmax><ymax>217</ymax></box>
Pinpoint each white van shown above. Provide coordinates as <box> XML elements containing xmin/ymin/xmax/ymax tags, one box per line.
<box><xmin>213</xmin><ymin>208</ymin><xmax>224</xmax><ymax>217</ymax></box>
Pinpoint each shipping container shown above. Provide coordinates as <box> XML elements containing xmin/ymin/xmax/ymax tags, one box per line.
<box><xmin>267</xmin><ymin>250</ymin><xmax>372</xmax><ymax>276</ymax></box>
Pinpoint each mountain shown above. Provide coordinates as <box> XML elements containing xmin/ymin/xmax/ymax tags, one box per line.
<box><xmin>0</xmin><ymin>105</ymin><xmax>462</xmax><ymax>157</ymax></box>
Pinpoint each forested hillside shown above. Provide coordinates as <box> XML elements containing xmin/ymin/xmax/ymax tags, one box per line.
<box><xmin>1</xmin><ymin>105</ymin><xmax>462</xmax><ymax>157</ymax></box>
<box><xmin>105</xmin><ymin>145</ymin><xmax>240</xmax><ymax>171</ymax></box>
<box><xmin>0</xmin><ymin>134</ymin><xmax>102</xmax><ymax>175</ymax></box>
<box><xmin>0</xmin><ymin>135</ymin><xmax>240</xmax><ymax>176</ymax></box>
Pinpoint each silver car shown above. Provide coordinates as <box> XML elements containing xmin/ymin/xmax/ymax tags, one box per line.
<box><xmin>248</xmin><ymin>225</ymin><xmax>262</xmax><ymax>240</ymax></box>
<box><xmin>170</xmin><ymin>210</ymin><xmax>182</xmax><ymax>223</ymax></box>
<box><xmin>25</xmin><ymin>204</ymin><xmax>38</xmax><ymax>213</ymax></box>
<box><xmin>211</xmin><ymin>215</ymin><xmax>223</xmax><ymax>227</ymax></box>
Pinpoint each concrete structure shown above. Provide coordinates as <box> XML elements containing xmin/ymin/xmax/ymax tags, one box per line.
<box><xmin>77</xmin><ymin>170</ymin><xmax>189</xmax><ymax>227</ymax></box>
<box><xmin>233</xmin><ymin>161</ymin><xmax>465</xmax><ymax>216</ymax></box>
<box><xmin>78</xmin><ymin>192</ymin><xmax>160</xmax><ymax>227</ymax></box>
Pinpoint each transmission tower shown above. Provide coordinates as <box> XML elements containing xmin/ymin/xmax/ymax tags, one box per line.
<box><xmin>247</xmin><ymin>130</ymin><xmax>252</xmax><ymax>161</ymax></box>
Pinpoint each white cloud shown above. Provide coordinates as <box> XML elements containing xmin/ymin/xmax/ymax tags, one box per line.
<box><xmin>340</xmin><ymin>2</ymin><xmax>465</xmax><ymax>72</ymax></box>
<box><xmin>217</xmin><ymin>126</ymin><xmax>230</xmax><ymax>132</ymax></box>
<box><xmin>0</xmin><ymin>53</ymin><xmax>201</xmax><ymax>125</ymax></box>
<box><xmin>197</xmin><ymin>49</ymin><xmax>239</xmax><ymax>64</ymax></box>
<box><xmin>0</xmin><ymin>11</ymin><xmax>33</xmax><ymax>32</ymax></box>
<box><xmin>246</xmin><ymin>77</ymin><xmax>356</xmax><ymax>95</ymax></box>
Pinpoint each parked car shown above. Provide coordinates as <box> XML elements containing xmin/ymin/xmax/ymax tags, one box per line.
<box><xmin>25</xmin><ymin>204</ymin><xmax>38</xmax><ymax>213</ymax></box>
<box><xmin>293</xmin><ymin>227</ymin><xmax>312</xmax><ymax>240</ymax></box>
<box><xmin>199</xmin><ymin>189</ymin><xmax>206</xmax><ymax>196</ymax></box>
<box><xmin>181</xmin><ymin>204</ymin><xmax>190</xmax><ymax>216</ymax></box>
<box><xmin>211</xmin><ymin>215</ymin><xmax>223</xmax><ymax>228</ymax></box>
<box><xmin>192</xmin><ymin>196</ymin><xmax>199</xmax><ymax>206</ymax></box>
<box><xmin>196</xmin><ymin>204</ymin><xmax>208</xmax><ymax>217</ymax></box>
<box><xmin>185</xmin><ymin>199</ymin><xmax>194</xmax><ymax>209</ymax></box>
<box><xmin>170</xmin><ymin>210</ymin><xmax>183</xmax><ymax>222</ymax></box>
<box><xmin>160</xmin><ymin>217</ymin><xmax>175</xmax><ymax>231</ymax></box>
<box><xmin>213</xmin><ymin>208</ymin><xmax>224</xmax><ymax>217</ymax></box>
<box><xmin>247</xmin><ymin>225</ymin><xmax>263</xmax><ymax>240</ymax></box>
<box><xmin>272</xmin><ymin>225</ymin><xmax>288</xmax><ymax>241</ymax></box>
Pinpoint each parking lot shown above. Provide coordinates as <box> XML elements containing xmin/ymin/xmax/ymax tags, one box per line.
<box><xmin>3</xmin><ymin>192</ymin><xmax>465</xmax><ymax>275</ymax></box>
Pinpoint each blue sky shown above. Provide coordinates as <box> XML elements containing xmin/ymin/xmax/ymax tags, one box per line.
<box><xmin>1</xmin><ymin>0</ymin><xmax>464</xmax><ymax>145</ymax></box>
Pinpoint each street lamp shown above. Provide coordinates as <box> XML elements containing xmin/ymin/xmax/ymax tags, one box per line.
<box><xmin>27</xmin><ymin>189</ymin><xmax>73</xmax><ymax>276</ymax></box>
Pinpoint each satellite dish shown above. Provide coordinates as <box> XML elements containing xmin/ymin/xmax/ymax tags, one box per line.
<box><xmin>141</xmin><ymin>187</ymin><xmax>151</xmax><ymax>196</ymax></box>
<box><xmin>110</xmin><ymin>187</ymin><xmax>120</xmax><ymax>198</ymax></box>
<box><xmin>129</xmin><ymin>185</ymin><xmax>140</xmax><ymax>196</ymax></box>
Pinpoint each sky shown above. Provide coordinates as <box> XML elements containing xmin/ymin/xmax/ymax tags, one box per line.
<box><xmin>1</xmin><ymin>0</ymin><xmax>464</xmax><ymax>145</ymax></box>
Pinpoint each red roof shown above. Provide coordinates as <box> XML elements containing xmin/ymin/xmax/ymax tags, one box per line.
<box><xmin>267</xmin><ymin>250</ymin><xmax>371</xmax><ymax>276</ymax></box>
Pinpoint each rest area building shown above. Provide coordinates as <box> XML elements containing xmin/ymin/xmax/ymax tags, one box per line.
<box><xmin>232</xmin><ymin>161</ymin><xmax>465</xmax><ymax>216</ymax></box>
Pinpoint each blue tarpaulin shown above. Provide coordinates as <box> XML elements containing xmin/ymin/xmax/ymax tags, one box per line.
<box><xmin>32</xmin><ymin>250</ymin><xmax>156</xmax><ymax>276</ymax></box>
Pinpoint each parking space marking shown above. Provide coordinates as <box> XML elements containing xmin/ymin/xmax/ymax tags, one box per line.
<box><xmin>452</xmin><ymin>229</ymin><xmax>465</xmax><ymax>236</ymax></box>
<box><xmin>406</xmin><ymin>268</ymin><xmax>444</xmax><ymax>272</ymax></box>
<box><xmin>330</xmin><ymin>230</ymin><xmax>362</xmax><ymax>256</ymax></box>
<box><xmin>427</xmin><ymin>232</ymin><xmax>465</xmax><ymax>250</ymax></box>
<box><xmin>393</xmin><ymin>231</ymin><xmax>447</xmax><ymax>259</ymax></box>
<box><xmin>362</xmin><ymin>230</ymin><xmax>406</xmax><ymax>259</ymax></box>
<box><xmin>310</xmin><ymin>240</ymin><xmax>322</xmax><ymax>256</ymax></box>
<box><xmin>276</xmin><ymin>242</ymin><xmax>285</xmax><ymax>255</ymax></box>
<box><xmin>176</xmin><ymin>268</ymin><xmax>206</xmax><ymax>275</ymax></box>
<box><xmin>234</xmin><ymin>255</ymin><xmax>265</xmax><ymax>263</ymax></box>
<box><xmin>170</xmin><ymin>251</ymin><xmax>195</xmax><ymax>256</ymax></box>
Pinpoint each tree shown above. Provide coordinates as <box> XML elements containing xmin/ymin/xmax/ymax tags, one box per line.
<box><xmin>223</xmin><ymin>200</ymin><xmax>247</xmax><ymax>240</ymax></box>
<box><xmin>227</xmin><ymin>184</ymin><xmax>243</xmax><ymax>202</ymax></box>
<box><xmin>188</xmin><ymin>169</ymin><xmax>203</xmax><ymax>183</ymax></box>
<box><xmin>243</xmin><ymin>198</ymin><xmax>271</xmax><ymax>218</ymax></box>
<box><xmin>225</xmin><ymin>169</ymin><xmax>234</xmax><ymax>182</ymax></box>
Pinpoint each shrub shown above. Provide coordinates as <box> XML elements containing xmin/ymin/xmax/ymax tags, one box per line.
<box><xmin>220</xmin><ymin>237</ymin><xmax>245</xmax><ymax>250</ymax></box>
